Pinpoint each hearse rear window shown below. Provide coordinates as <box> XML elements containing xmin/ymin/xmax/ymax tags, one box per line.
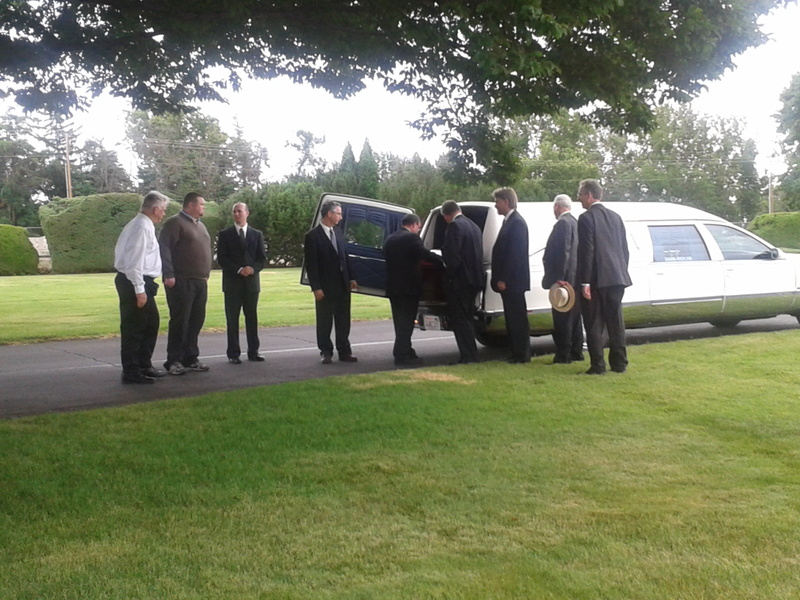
<box><xmin>706</xmin><ymin>225</ymin><xmax>770</xmax><ymax>260</ymax></box>
<box><xmin>649</xmin><ymin>225</ymin><xmax>710</xmax><ymax>262</ymax></box>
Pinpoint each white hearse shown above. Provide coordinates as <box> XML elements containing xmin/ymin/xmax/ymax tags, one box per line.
<box><xmin>303</xmin><ymin>193</ymin><xmax>800</xmax><ymax>346</ymax></box>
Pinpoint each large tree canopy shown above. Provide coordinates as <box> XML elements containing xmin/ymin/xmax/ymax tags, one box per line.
<box><xmin>0</xmin><ymin>0</ymin><xmax>782</xmax><ymax>177</ymax></box>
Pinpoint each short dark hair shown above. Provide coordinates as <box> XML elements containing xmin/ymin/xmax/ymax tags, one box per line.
<box><xmin>183</xmin><ymin>192</ymin><xmax>203</xmax><ymax>207</ymax></box>
<box><xmin>492</xmin><ymin>187</ymin><xmax>518</xmax><ymax>209</ymax></box>
<box><xmin>320</xmin><ymin>200</ymin><xmax>342</xmax><ymax>218</ymax></box>
<box><xmin>441</xmin><ymin>200</ymin><xmax>460</xmax><ymax>217</ymax></box>
<box><xmin>578</xmin><ymin>179</ymin><xmax>603</xmax><ymax>200</ymax></box>
<box><xmin>401</xmin><ymin>213</ymin><xmax>421</xmax><ymax>227</ymax></box>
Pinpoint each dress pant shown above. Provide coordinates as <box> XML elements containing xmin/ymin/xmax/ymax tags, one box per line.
<box><xmin>389</xmin><ymin>295</ymin><xmax>419</xmax><ymax>360</ymax></box>
<box><xmin>164</xmin><ymin>277</ymin><xmax>207</xmax><ymax>368</ymax></box>
<box><xmin>115</xmin><ymin>272</ymin><xmax>160</xmax><ymax>376</ymax></box>
<box><xmin>224</xmin><ymin>289</ymin><xmax>260</xmax><ymax>359</ymax></box>
<box><xmin>315</xmin><ymin>290</ymin><xmax>352</xmax><ymax>357</ymax></box>
<box><xmin>445</xmin><ymin>284</ymin><xmax>479</xmax><ymax>362</ymax></box>
<box><xmin>581</xmin><ymin>284</ymin><xmax>627</xmax><ymax>372</ymax></box>
<box><xmin>501</xmin><ymin>290</ymin><xmax>531</xmax><ymax>362</ymax></box>
<box><xmin>551</xmin><ymin>304</ymin><xmax>584</xmax><ymax>362</ymax></box>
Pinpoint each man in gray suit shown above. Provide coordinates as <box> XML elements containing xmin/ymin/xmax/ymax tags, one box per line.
<box><xmin>576</xmin><ymin>179</ymin><xmax>632</xmax><ymax>375</ymax></box>
<box><xmin>542</xmin><ymin>193</ymin><xmax>584</xmax><ymax>364</ymax></box>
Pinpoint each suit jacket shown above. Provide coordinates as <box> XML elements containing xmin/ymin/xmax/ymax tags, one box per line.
<box><xmin>442</xmin><ymin>214</ymin><xmax>484</xmax><ymax>292</ymax></box>
<box><xmin>303</xmin><ymin>223</ymin><xmax>352</xmax><ymax>297</ymax></box>
<box><xmin>542</xmin><ymin>212</ymin><xmax>579</xmax><ymax>289</ymax></box>
<box><xmin>490</xmin><ymin>209</ymin><xmax>530</xmax><ymax>293</ymax></box>
<box><xmin>577</xmin><ymin>203</ymin><xmax>632</xmax><ymax>289</ymax></box>
<box><xmin>217</xmin><ymin>225</ymin><xmax>267</xmax><ymax>294</ymax></box>
<box><xmin>383</xmin><ymin>226</ymin><xmax>444</xmax><ymax>298</ymax></box>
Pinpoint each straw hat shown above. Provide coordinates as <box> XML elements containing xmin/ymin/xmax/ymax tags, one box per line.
<box><xmin>548</xmin><ymin>282</ymin><xmax>576</xmax><ymax>312</ymax></box>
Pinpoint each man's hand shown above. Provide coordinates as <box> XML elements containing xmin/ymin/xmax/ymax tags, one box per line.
<box><xmin>164</xmin><ymin>277</ymin><xmax>176</xmax><ymax>288</ymax></box>
<box><xmin>240</xmin><ymin>266</ymin><xmax>254</xmax><ymax>276</ymax></box>
<box><xmin>350</xmin><ymin>280</ymin><xmax>358</xmax><ymax>291</ymax></box>
<box><xmin>496</xmin><ymin>281</ymin><xmax>507</xmax><ymax>292</ymax></box>
<box><xmin>313</xmin><ymin>289</ymin><xmax>325</xmax><ymax>301</ymax></box>
<box><xmin>582</xmin><ymin>284</ymin><xmax>592</xmax><ymax>300</ymax></box>
<box><xmin>136</xmin><ymin>292</ymin><xmax>147</xmax><ymax>308</ymax></box>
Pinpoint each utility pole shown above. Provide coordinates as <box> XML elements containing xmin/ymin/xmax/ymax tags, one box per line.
<box><xmin>64</xmin><ymin>132</ymin><xmax>73</xmax><ymax>199</ymax></box>
<box><xmin>768</xmin><ymin>171</ymin><xmax>773</xmax><ymax>214</ymax></box>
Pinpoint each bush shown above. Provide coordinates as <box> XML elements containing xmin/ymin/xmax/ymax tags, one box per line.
<box><xmin>0</xmin><ymin>224</ymin><xmax>39</xmax><ymax>275</ymax></box>
<box><xmin>38</xmin><ymin>193</ymin><xmax>209</xmax><ymax>274</ymax></box>
<box><xmin>748</xmin><ymin>212</ymin><xmax>800</xmax><ymax>250</ymax></box>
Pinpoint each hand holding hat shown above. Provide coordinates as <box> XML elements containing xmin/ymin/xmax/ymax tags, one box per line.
<box><xmin>549</xmin><ymin>281</ymin><xmax>576</xmax><ymax>312</ymax></box>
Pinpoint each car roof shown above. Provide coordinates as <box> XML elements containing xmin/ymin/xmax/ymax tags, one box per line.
<box><xmin>458</xmin><ymin>201</ymin><xmax>729</xmax><ymax>224</ymax></box>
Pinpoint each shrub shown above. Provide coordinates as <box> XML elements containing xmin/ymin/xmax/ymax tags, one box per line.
<box><xmin>748</xmin><ymin>212</ymin><xmax>800</xmax><ymax>251</ymax></box>
<box><xmin>38</xmin><ymin>193</ymin><xmax>216</xmax><ymax>273</ymax></box>
<box><xmin>0</xmin><ymin>224</ymin><xmax>39</xmax><ymax>275</ymax></box>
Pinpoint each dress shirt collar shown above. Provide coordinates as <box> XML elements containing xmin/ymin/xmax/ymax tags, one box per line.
<box><xmin>180</xmin><ymin>210</ymin><xmax>199</xmax><ymax>224</ymax></box>
<box><xmin>236</xmin><ymin>224</ymin><xmax>248</xmax><ymax>236</ymax></box>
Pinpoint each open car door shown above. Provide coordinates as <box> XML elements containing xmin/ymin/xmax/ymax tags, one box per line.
<box><xmin>300</xmin><ymin>193</ymin><xmax>415</xmax><ymax>296</ymax></box>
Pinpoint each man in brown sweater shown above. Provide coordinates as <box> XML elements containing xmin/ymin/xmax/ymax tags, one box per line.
<box><xmin>160</xmin><ymin>192</ymin><xmax>213</xmax><ymax>375</ymax></box>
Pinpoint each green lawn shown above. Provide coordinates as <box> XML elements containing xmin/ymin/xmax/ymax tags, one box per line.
<box><xmin>0</xmin><ymin>269</ymin><xmax>391</xmax><ymax>344</ymax></box>
<box><xmin>2</xmin><ymin>331</ymin><xmax>800</xmax><ymax>599</ymax></box>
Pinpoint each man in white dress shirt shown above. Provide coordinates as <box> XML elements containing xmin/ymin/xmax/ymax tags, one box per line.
<box><xmin>114</xmin><ymin>191</ymin><xmax>169</xmax><ymax>383</ymax></box>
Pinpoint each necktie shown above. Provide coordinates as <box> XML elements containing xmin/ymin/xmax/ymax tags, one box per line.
<box><xmin>239</xmin><ymin>228</ymin><xmax>246</xmax><ymax>245</ymax></box>
<box><xmin>330</xmin><ymin>227</ymin><xmax>337</xmax><ymax>253</ymax></box>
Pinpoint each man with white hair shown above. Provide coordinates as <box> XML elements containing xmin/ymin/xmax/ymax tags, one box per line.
<box><xmin>114</xmin><ymin>191</ymin><xmax>170</xmax><ymax>383</ymax></box>
<box><xmin>542</xmin><ymin>193</ymin><xmax>584</xmax><ymax>364</ymax></box>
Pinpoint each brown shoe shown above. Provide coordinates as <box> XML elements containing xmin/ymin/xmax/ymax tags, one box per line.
<box><xmin>339</xmin><ymin>354</ymin><xmax>358</xmax><ymax>363</ymax></box>
<box><xmin>320</xmin><ymin>354</ymin><xmax>333</xmax><ymax>364</ymax></box>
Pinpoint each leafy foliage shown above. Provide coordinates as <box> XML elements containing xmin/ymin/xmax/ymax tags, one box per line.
<box><xmin>38</xmin><ymin>193</ymin><xmax>205</xmax><ymax>273</ymax></box>
<box><xmin>127</xmin><ymin>110</ymin><xmax>266</xmax><ymax>202</ymax></box>
<box><xmin>777</xmin><ymin>73</ymin><xmax>800</xmax><ymax>210</ymax></box>
<box><xmin>0</xmin><ymin>0</ymin><xmax>780</xmax><ymax>174</ymax></box>
<box><xmin>0</xmin><ymin>224</ymin><xmax>39</xmax><ymax>275</ymax></box>
<box><xmin>747</xmin><ymin>211</ymin><xmax>800</xmax><ymax>250</ymax></box>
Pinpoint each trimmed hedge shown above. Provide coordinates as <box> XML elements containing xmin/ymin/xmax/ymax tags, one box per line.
<box><xmin>748</xmin><ymin>212</ymin><xmax>800</xmax><ymax>251</ymax></box>
<box><xmin>39</xmin><ymin>193</ymin><xmax>221</xmax><ymax>273</ymax></box>
<box><xmin>0</xmin><ymin>224</ymin><xmax>39</xmax><ymax>275</ymax></box>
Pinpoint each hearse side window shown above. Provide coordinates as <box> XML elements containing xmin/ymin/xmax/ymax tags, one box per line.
<box><xmin>342</xmin><ymin>205</ymin><xmax>390</xmax><ymax>250</ymax></box>
<box><xmin>706</xmin><ymin>225</ymin><xmax>770</xmax><ymax>260</ymax></box>
<box><xmin>648</xmin><ymin>225</ymin><xmax>710</xmax><ymax>262</ymax></box>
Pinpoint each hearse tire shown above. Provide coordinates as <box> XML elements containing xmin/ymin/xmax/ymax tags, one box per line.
<box><xmin>709</xmin><ymin>318</ymin><xmax>741</xmax><ymax>329</ymax></box>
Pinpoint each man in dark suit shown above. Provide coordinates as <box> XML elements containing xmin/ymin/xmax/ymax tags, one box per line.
<box><xmin>576</xmin><ymin>179</ymin><xmax>632</xmax><ymax>375</ymax></box>
<box><xmin>303</xmin><ymin>200</ymin><xmax>358</xmax><ymax>364</ymax></box>
<box><xmin>542</xmin><ymin>193</ymin><xmax>584</xmax><ymax>364</ymax></box>
<box><xmin>217</xmin><ymin>202</ymin><xmax>267</xmax><ymax>364</ymax></box>
<box><xmin>490</xmin><ymin>187</ymin><xmax>531</xmax><ymax>364</ymax></box>
<box><xmin>383</xmin><ymin>213</ymin><xmax>444</xmax><ymax>366</ymax></box>
<box><xmin>441</xmin><ymin>200</ymin><xmax>484</xmax><ymax>364</ymax></box>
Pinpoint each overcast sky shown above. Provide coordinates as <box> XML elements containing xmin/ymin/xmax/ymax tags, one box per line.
<box><xmin>76</xmin><ymin>3</ymin><xmax>800</xmax><ymax>181</ymax></box>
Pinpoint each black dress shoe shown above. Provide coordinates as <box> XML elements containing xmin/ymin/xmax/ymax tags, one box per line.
<box><xmin>248</xmin><ymin>354</ymin><xmax>265</xmax><ymax>362</ymax></box>
<box><xmin>552</xmin><ymin>358</ymin><xmax>572</xmax><ymax>364</ymax></box>
<box><xmin>395</xmin><ymin>356</ymin><xmax>422</xmax><ymax>366</ymax></box>
<box><xmin>570</xmin><ymin>354</ymin><xmax>585</xmax><ymax>362</ymax></box>
<box><xmin>339</xmin><ymin>354</ymin><xmax>358</xmax><ymax>363</ymax></box>
<box><xmin>321</xmin><ymin>354</ymin><xmax>333</xmax><ymax>364</ymax></box>
<box><xmin>583</xmin><ymin>367</ymin><xmax>606</xmax><ymax>375</ymax></box>
<box><xmin>142</xmin><ymin>367</ymin><xmax>166</xmax><ymax>378</ymax></box>
<box><xmin>610</xmin><ymin>367</ymin><xmax>627</xmax><ymax>373</ymax></box>
<box><xmin>122</xmin><ymin>373</ymin><xmax>155</xmax><ymax>384</ymax></box>
<box><xmin>228</xmin><ymin>357</ymin><xmax>242</xmax><ymax>364</ymax></box>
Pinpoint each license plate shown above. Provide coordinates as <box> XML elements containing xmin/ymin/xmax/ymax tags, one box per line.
<box><xmin>423</xmin><ymin>315</ymin><xmax>441</xmax><ymax>330</ymax></box>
